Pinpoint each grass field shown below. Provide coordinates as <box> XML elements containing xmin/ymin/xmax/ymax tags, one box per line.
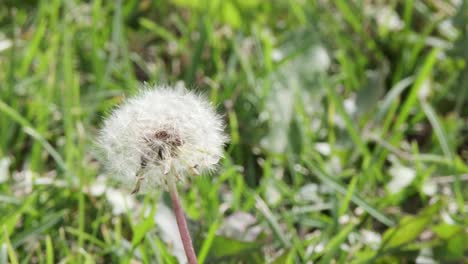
<box><xmin>1</xmin><ymin>1</ymin><xmax>467</xmax><ymax>263</ymax></box>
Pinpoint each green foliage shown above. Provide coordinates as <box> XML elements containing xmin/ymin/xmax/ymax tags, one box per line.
<box><xmin>381</xmin><ymin>201</ymin><xmax>440</xmax><ymax>251</ymax></box>
<box><xmin>0</xmin><ymin>0</ymin><xmax>467</xmax><ymax>263</ymax></box>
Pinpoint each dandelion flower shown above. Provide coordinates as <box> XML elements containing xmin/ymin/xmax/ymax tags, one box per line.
<box><xmin>98</xmin><ymin>84</ymin><xmax>228</xmax><ymax>264</ymax></box>
<box><xmin>98</xmin><ymin>85</ymin><xmax>227</xmax><ymax>192</ymax></box>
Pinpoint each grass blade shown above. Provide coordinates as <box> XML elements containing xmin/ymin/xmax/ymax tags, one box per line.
<box><xmin>304</xmin><ymin>160</ymin><xmax>395</xmax><ymax>226</ymax></box>
<box><xmin>45</xmin><ymin>235</ymin><xmax>54</xmax><ymax>264</ymax></box>
<box><xmin>0</xmin><ymin>100</ymin><xmax>67</xmax><ymax>172</ymax></box>
<box><xmin>198</xmin><ymin>219</ymin><xmax>220</xmax><ymax>264</ymax></box>
<box><xmin>393</xmin><ymin>49</ymin><xmax>440</xmax><ymax>131</ymax></box>
<box><xmin>255</xmin><ymin>195</ymin><xmax>291</xmax><ymax>247</ymax></box>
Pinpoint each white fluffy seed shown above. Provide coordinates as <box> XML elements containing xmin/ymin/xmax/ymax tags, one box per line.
<box><xmin>98</xmin><ymin>84</ymin><xmax>228</xmax><ymax>192</ymax></box>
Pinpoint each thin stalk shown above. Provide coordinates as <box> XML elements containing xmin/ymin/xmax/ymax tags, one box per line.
<box><xmin>168</xmin><ymin>177</ymin><xmax>198</xmax><ymax>264</ymax></box>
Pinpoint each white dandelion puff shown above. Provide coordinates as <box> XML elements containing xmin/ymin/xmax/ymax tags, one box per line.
<box><xmin>98</xmin><ymin>84</ymin><xmax>228</xmax><ymax>192</ymax></box>
<box><xmin>98</xmin><ymin>84</ymin><xmax>227</xmax><ymax>264</ymax></box>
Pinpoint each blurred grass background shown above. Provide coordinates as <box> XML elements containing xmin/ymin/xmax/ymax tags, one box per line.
<box><xmin>0</xmin><ymin>0</ymin><xmax>467</xmax><ymax>263</ymax></box>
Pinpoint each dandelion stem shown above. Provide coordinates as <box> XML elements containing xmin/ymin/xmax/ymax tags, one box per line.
<box><xmin>168</xmin><ymin>177</ymin><xmax>198</xmax><ymax>264</ymax></box>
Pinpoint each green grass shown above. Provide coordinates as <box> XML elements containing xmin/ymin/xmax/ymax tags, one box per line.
<box><xmin>1</xmin><ymin>0</ymin><xmax>468</xmax><ymax>263</ymax></box>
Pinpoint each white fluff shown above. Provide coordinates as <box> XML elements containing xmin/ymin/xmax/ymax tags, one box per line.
<box><xmin>98</xmin><ymin>85</ymin><xmax>227</xmax><ymax>191</ymax></box>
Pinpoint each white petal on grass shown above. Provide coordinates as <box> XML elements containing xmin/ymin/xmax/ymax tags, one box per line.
<box><xmin>438</xmin><ymin>20</ymin><xmax>459</xmax><ymax>40</ymax></box>
<box><xmin>0</xmin><ymin>157</ymin><xmax>11</xmax><ymax>183</ymax></box>
<box><xmin>105</xmin><ymin>188</ymin><xmax>136</xmax><ymax>215</ymax></box>
<box><xmin>354</xmin><ymin>207</ymin><xmax>364</xmax><ymax>216</ymax></box>
<box><xmin>265</xmin><ymin>179</ymin><xmax>282</xmax><ymax>205</ymax></box>
<box><xmin>293</xmin><ymin>163</ymin><xmax>308</xmax><ymax>174</ymax></box>
<box><xmin>89</xmin><ymin>175</ymin><xmax>108</xmax><ymax>196</ymax></box>
<box><xmin>451</xmin><ymin>0</ymin><xmax>462</xmax><ymax>8</ymax></box>
<box><xmin>271</xmin><ymin>49</ymin><xmax>284</xmax><ymax>62</ymax></box>
<box><xmin>375</xmin><ymin>6</ymin><xmax>404</xmax><ymax>31</ymax></box>
<box><xmin>310</xmin><ymin>45</ymin><xmax>330</xmax><ymax>72</ymax></box>
<box><xmin>154</xmin><ymin>201</ymin><xmax>187</xmax><ymax>264</ymax></box>
<box><xmin>448</xmin><ymin>201</ymin><xmax>458</xmax><ymax>214</ymax></box>
<box><xmin>343</xmin><ymin>96</ymin><xmax>357</xmax><ymax>115</ymax></box>
<box><xmin>313</xmin><ymin>242</ymin><xmax>325</xmax><ymax>253</ymax></box>
<box><xmin>329</xmin><ymin>156</ymin><xmax>342</xmax><ymax>174</ymax></box>
<box><xmin>34</xmin><ymin>177</ymin><xmax>54</xmax><ymax>185</ymax></box>
<box><xmin>422</xmin><ymin>180</ymin><xmax>437</xmax><ymax>196</ymax></box>
<box><xmin>339</xmin><ymin>215</ymin><xmax>350</xmax><ymax>225</ymax></box>
<box><xmin>387</xmin><ymin>165</ymin><xmax>416</xmax><ymax>193</ymax></box>
<box><xmin>418</xmin><ymin>78</ymin><xmax>432</xmax><ymax>100</ymax></box>
<box><xmin>441</xmin><ymin>210</ymin><xmax>455</xmax><ymax>224</ymax></box>
<box><xmin>218</xmin><ymin>212</ymin><xmax>261</xmax><ymax>242</ymax></box>
<box><xmin>297</xmin><ymin>183</ymin><xmax>320</xmax><ymax>202</ymax></box>
<box><xmin>360</xmin><ymin>230</ymin><xmax>382</xmax><ymax>249</ymax></box>
<box><xmin>295</xmin><ymin>45</ymin><xmax>331</xmax><ymax>73</ymax></box>
<box><xmin>426</xmin><ymin>37</ymin><xmax>452</xmax><ymax>49</ymax></box>
<box><xmin>23</xmin><ymin>170</ymin><xmax>34</xmax><ymax>194</ymax></box>
<box><xmin>415</xmin><ymin>248</ymin><xmax>436</xmax><ymax>264</ymax></box>
<box><xmin>0</xmin><ymin>39</ymin><xmax>12</xmax><ymax>52</ymax></box>
<box><xmin>333</xmin><ymin>113</ymin><xmax>346</xmax><ymax>129</ymax></box>
<box><xmin>315</xmin><ymin>142</ymin><xmax>331</xmax><ymax>156</ymax></box>
<box><xmin>89</xmin><ymin>183</ymin><xmax>106</xmax><ymax>196</ymax></box>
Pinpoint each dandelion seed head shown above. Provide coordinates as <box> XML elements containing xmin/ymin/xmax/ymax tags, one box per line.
<box><xmin>98</xmin><ymin>84</ymin><xmax>228</xmax><ymax>191</ymax></box>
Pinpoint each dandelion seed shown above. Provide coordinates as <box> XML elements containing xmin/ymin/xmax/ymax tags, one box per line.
<box><xmin>98</xmin><ymin>84</ymin><xmax>228</xmax><ymax>264</ymax></box>
<box><xmin>98</xmin><ymin>84</ymin><xmax>228</xmax><ymax>192</ymax></box>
